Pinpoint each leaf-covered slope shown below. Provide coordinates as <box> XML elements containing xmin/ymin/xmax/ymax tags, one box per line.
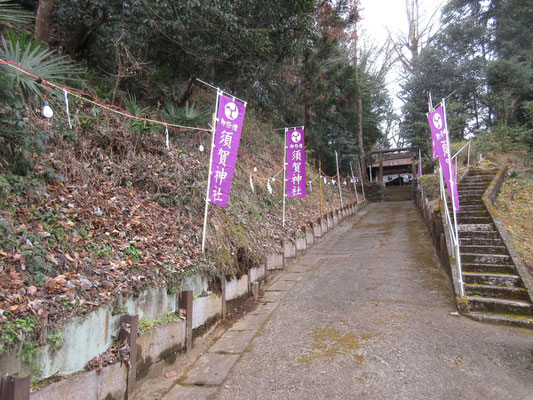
<box><xmin>0</xmin><ymin>104</ymin><xmax>350</xmax><ymax>352</ymax></box>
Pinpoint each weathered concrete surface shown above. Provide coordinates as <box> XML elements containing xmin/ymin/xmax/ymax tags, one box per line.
<box><xmin>137</xmin><ymin>319</ymin><xmax>186</xmax><ymax>367</ymax></box>
<box><xmin>162</xmin><ymin>385</ymin><xmax>217</xmax><ymax>400</ymax></box>
<box><xmin>213</xmin><ymin>202</ymin><xmax>533</xmax><ymax>399</ymax></box>
<box><xmin>228</xmin><ymin>312</ymin><xmax>270</xmax><ymax>332</ymax></box>
<box><xmin>267</xmin><ymin>279</ymin><xmax>296</xmax><ymax>291</ymax></box>
<box><xmin>31</xmin><ymin>361</ymin><xmax>127</xmax><ymax>400</ymax></box>
<box><xmin>192</xmin><ymin>294</ymin><xmax>222</xmax><ymax>329</ymax></box>
<box><xmin>225</xmin><ymin>274</ymin><xmax>248</xmax><ymax>301</ymax></box>
<box><xmin>183</xmin><ymin>353</ymin><xmax>240</xmax><ymax>385</ymax></box>
<box><xmin>208</xmin><ymin>330</ymin><xmax>257</xmax><ymax>354</ymax></box>
<box><xmin>266</xmin><ymin>253</ymin><xmax>284</xmax><ymax>270</ymax></box>
<box><xmin>284</xmin><ymin>241</ymin><xmax>296</xmax><ymax>259</ymax></box>
<box><xmin>249</xmin><ymin>265</ymin><xmax>265</xmax><ymax>283</ymax></box>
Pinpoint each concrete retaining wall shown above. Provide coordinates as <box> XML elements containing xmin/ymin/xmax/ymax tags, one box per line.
<box><xmin>414</xmin><ymin>190</ymin><xmax>451</xmax><ymax>271</ymax></box>
<box><xmin>20</xmin><ymin>201</ymin><xmax>363</xmax><ymax>400</ymax></box>
<box><xmin>296</xmin><ymin>236</ymin><xmax>307</xmax><ymax>255</ymax></box>
<box><xmin>31</xmin><ymin>362</ymin><xmax>127</xmax><ymax>400</ymax></box>
<box><xmin>225</xmin><ymin>275</ymin><xmax>249</xmax><ymax>301</ymax></box>
<box><xmin>249</xmin><ymin>265</ymin><xmax>266</xmax><ymax>284</ymax></box>
<box><xmin>306</xmin><ymin>226</ymin><xmax>315</xmax><ymax>246</ymax></box>
<box><xmin>327</xmin><ymin>212</ymin><xmax>334</xmax><ymax>229</ymax></box>
<box><xmin>266</xmin><ymin>253</ymin><xmax>284</xmax><ymax>270</ymax></box>
<box><xmin>284</xmin><ymin>240</ymin><xmax>296</xmax><ymax>260</ymax></box>
<box><xmin>0</xmin><ymin>285</ymin><xmax>181</xmax><ymax>380</ymax></box>
<box><xmin>321</xmin><ymin>217</ymin><xmax>328</xmax><ymax>234</ymax></box>
<box><xmin>192</xmin><ymin>294</ymin><xmax>222</xmax><ymax>329</ymax></box>
<box><xmin>137</xmin><ymin>319</ymin><xmax>186</xmax><ymax>367</ymax></box>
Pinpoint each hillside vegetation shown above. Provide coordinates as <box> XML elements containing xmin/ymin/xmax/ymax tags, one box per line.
<box><xmin>0</xmin><ymin>0</ymin><xmax>376</xmax><ymax>359</ymax></box>
<box><xmin>0</xmin><ymin>89</ymin><xmax>357</xmax><ymax>354</ymax></box>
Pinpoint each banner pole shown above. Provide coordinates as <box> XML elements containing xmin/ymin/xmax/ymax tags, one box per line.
<box><xmin>350</xmin><ymin>162</ymin><xmax>359</xmax><ymax>205</ymax></box>
<box><xmin>443</xmin><ymin>98</ymin><xmax>464</xmax><ymax>297</ymax></box>
<box><xmin>201</xmin><ymin>92</ymin><xmax>221</xmax><ymax>256</ymax></box>
<box><xmin>319</xmin><ymin>160</ymin><xmax>323</xmax><ymax>215</ymax></box>
<box><xmin>282</xmin><ymin>128</ymin><xmax>288</xmax><ymax>227</ymax></box>
<box><xmin>335</xmin><ymin>151</ymin><xmax>343</xmax><ymax>208</ymax></box>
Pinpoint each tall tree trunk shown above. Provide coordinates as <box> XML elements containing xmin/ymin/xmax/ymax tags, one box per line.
<box><xmin>353</xmin><ymin>26</ymin><xmax>368</xmax><ymax>182</ymax></box>
<box><xmin>35</xmin><ymin>0</ymin><xmax>55</xmax><ymax>44</ymax></box>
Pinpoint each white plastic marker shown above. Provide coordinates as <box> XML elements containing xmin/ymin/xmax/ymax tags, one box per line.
<box><xmin>165</xmin><ymin>124</ymin><xmax>169</xmax><ymax>150</ymax></box>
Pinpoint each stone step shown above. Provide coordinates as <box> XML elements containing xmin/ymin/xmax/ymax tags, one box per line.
<box><xmin>458</xmin><ymin>230</ymin><xmax>500</xmax><ymax>239</ymax></box>
<box><xmin>456</xmin><ymin>216</ymin><xmax>493</xmax><ymax>224</ymax></box>
<box><xmin>455</xmin><ymin>200</ymin><xmax>485</xmax><ymax>207</ymax></box>
<box><xmin>462</xmin><ymin>175</ymin><xmax>493</xmax><ymax>180</ymax></box>
<box><xmin>459</xmin><ymin>245</ymin><xmax>508</xmax><ymax>255</ymax></box>
<box><xmin>461</xmin><ymin>263</ymin><xmax>516</xmax><ymax>274</ymax></box>
<box><xmin>457</xmin><ymin>189</ymin><xmax>486</xmax><ymax>195</ymax></box>
<box><xmin>455</xmin><ymin>210</ymin><xmax>490</xmax><ymax>216</ymax></box>
<box><xmin>463</xmin><ymin>312</ymin><xmax>533</xmax><ymax>329</ymax></box>
<box><xmin>458</xmin><ymin>182</ymin><xmax>490</xmax><ymax>187</ymax></box>
<box><xmin>463</xmin><ymin>272</ymin><xmax>521</xmax><ymax>286</ymax></box>
<box><xmin>467</xmin><ymin>169</ymin><xmax>498</xmax><ymax>175</ymax></box>
<box><xmin>457</xmin><ymin>224</ymin><xmax>496</xmax><ymax>232</ymax></box>
<box><xmin>450</xmin><ymin>208</ymin><xmax>487</xmax><ymax>216</ymax></box>
<box><xmin>465</xmin><ymin>284</ymin><xmax>529</xmax><ymax>300</ymax></box>
<box><xmin>462</xmin><ymin>253</ymin><xmax>513</xmax><ymax>265</ymax></box>
<box><xmin>466</xmin><ymin>296</ymin><xmax>533</xmax><ymax>315</ymax></box>
<box><xmin>459</xmin><ymin>237</ymin><xmax>505</xmax><ymax>247</ymax></box>
<box><xmin>460</xmin><ymin>178</ymin><xmax>492</xmax><ymax>185</ymax></box>
<box><xmin>459</xmin><ymin>195</ymin><xmax>485</xmax><ymax>202</ymax></box>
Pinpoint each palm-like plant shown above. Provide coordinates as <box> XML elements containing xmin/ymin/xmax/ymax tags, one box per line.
<box><xmin>164</xmin><ymin>101</ymin><xmax>210</xmax><ymax>127</ymax></box>
<box><xmin>0</xmin><ymin>0</ymin><xmax>33</xmax><ymax>26</ymax></box>
<box><xmin>0</xmin><ymin>30</ymin><xmax>81</xmax><ymax>100</ymax></box>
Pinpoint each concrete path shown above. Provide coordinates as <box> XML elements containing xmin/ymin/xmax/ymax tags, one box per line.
<box><xmin>167</xmin><ymin>202</ymin><xmax>533</xmax><ymax>400</ymax></box>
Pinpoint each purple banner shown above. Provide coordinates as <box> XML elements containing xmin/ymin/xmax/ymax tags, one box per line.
<box><xmin>285</xmin><ymin>128</ymin><xmax>306</xmax><ymax>198</ymax></box>
<box><xmin>209</xmin><ymin>93</ymin><xmax>246</xmax><ymax>207</ymax></box>
<box><xmin>427</xmin><ymin>105</ymin><xmax>460</xmax><ymax>211</ymax></box>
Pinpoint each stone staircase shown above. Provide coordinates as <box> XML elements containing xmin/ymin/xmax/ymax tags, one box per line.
<box><xmin>384</xmin><ymin>185</ymin><xmax>412</xmax><ymax>202</ymax></box>
<box><xmin>452</xmin><ymin>169</ymin><xmax>533</xmax><ymax>328</ymax></box>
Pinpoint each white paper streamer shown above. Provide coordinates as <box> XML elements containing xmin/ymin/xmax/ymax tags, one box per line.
<box><xmin>249</xmin><ymin>173</ymin><xmax>255</xmax><ymax>193</ymax></box>
<box><xmin>165</xmin><ymin>124</ymin><xmax>169</xmax><ymax>150</ymax></box>
<box><xmin>267</xmin><ymin>179</ymin><xmax>273</xmax><ymax>195</ymax></box>
<box><xmin>63</xmin><ymin>88</ymin><xmax>72</xmax><ymax>129</ymax></box>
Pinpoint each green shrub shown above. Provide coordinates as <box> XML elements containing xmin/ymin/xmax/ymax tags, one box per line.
<box><xmin>419</xmin><ymin>174</ymin><xmax>440</xmax><ymax>200</ymax></box>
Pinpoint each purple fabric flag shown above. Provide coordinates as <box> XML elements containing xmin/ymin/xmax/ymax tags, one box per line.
<box><xmin>209</xmin><ymin>93</ymin><xmax>246</xmax><ymax>207</ymax></box>
<box><xmin>285</xmin><ymin>128</ymin><xmax>306</xmax><ymax>198</ymax></box>
<box><xmin>427</xmin><ymin>105</ymin><xmax>460</xmax><ymax>211</ymax></box>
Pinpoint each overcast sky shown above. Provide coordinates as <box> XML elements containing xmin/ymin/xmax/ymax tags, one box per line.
<box><xmin>359</xmin><ymin>0</ymin><xmax>445</xmax><ymax>109</ymax></box>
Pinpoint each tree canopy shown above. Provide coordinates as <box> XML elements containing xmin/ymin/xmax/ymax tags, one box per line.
<box><xmin>399</xmin><ymin>0</ymin><xmax>533</xmax><ymax>154</ymax></box>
